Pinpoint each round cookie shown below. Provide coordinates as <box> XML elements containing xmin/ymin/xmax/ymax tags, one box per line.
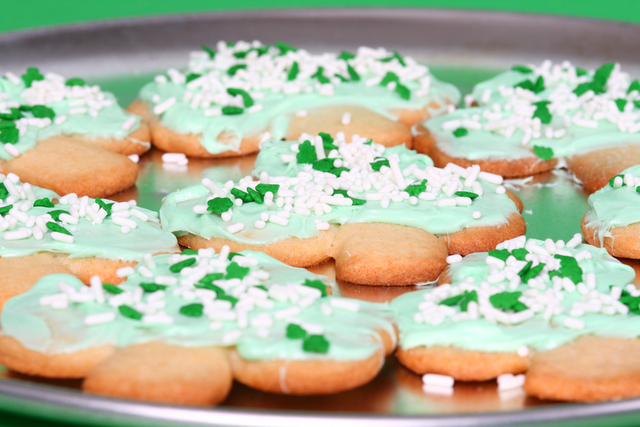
<box><xmin>0</xmin><ymin>69</ymin><xmax>150</xmax><ymax>197</ymax></box>
<box><xmin>392</xmin><ymin>235</ymin><xmax>640</xmax><ymax>401</ymax></box>
<box><xmin>0</xmin><ymin>249</ymin><xmax>396</xmax><ymax>405</ymax></box>
<box><xmin>160</xmin><ymin>133</ymin><xmax>525</xmax><ymax>286</ymax></box>
<box><xmin>132</xmin><ymin>41</ymin><xmax>459</xmax><ymax>158</ymax></box>
<box><xmin>582</xmin><ymin>165</ymin><xmax>640</xmax><ymax>258</ymax></box>
<box><xmin>416</xmin><ymin>61</ymin><xmax>640</xmax><ymax>192</ymax></box>
<box><xmin>0</xmin><ymin>173</ymin><xmax>179</xmax><ymax>308</ymax></box>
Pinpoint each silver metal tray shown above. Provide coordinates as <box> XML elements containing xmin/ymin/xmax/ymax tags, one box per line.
<box><xmin>2</xmin><ymin>8</ymin><xmax>640</xmax><ymax>427</ymax></box>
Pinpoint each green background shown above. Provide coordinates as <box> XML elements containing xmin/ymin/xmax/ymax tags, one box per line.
<box><xmin>2</xmin><ymin>0</ymin><xmax>640</xmax><ymax>33</ymax></box>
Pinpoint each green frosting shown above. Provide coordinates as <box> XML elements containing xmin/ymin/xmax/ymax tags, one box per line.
<box><xmin>392</xmin><ymin>239</ymin><xmax>639</xmax><ymax>353</ymax></box>
<box><xmin>0</xmin><ymin>71</ymin><xmax>142</xmax><ymax>160</ymax></box>
<box><xmin>160</xmin><ymin>138</ymin><xmax>519</xmax><ymax>245</ymax></box>
<box><xmin>0</xmin><ymin>177</ymin><xmax>177</xmax><ymax>261</ymax></box>
<box><xmin>1</xmin><ymin>251</ymin><xmax>395</xmax><ymax>362</ymax></box>
<box><xmin>138</xmin><ymin>43</ymin><xmax>460</xmax><ymax>154</ymax></box>
<box><xmin>583</xmin><ymin>164</ymin><xmax>640</xmax><ymax>246</ymax></box>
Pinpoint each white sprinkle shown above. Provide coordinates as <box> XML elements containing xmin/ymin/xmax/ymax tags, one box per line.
<box><xmin>84</xmin><ymin>312</ymin><xmax>116</xmax><ymax>326</ymax></box>
<box><xmin>517</xmin><ymin>346</ymin><xmax>529</xmax><ymax>357</ymax></box>
<box><xmin>116</xmin><ymin>266</ymin><xmax>135</xmax><ymax>277</ymax></box>
<box><xmin>222</xmin><ymin>329</ymin><xmax>242</xmax><ymax>344</ymax></box>
<box><xmin>446</xmin><ymin>254</ymin><xmax>462</xmax><ymax>264</ymax></box>
<box><xmin>562</xmin><ymin>317</ymin><xmax>584</xmax><ymax>330</ymax></box>
<box><xmin>3</xmin><ymin>227</ymin><xmax>31</xmax><ymax>240</ymax></box>
<box><xmin>153</xmin><ymin>97</ymin><xmax>177</xmax><ymax>115</ymax></box>
<box><xmin>422</xmin><ymin>373</ymin><xmax>454</xmax><ymax>388</ymax></box>
<box><xmin>121</xmin><ymin>116</ymin><xmax>137</xmax><ymax>131</ymax></box>
<box><xmin>472</xmin><ymin>211</ymin><xmax>482</xmax><ymax>219</ymax></box>
<box><xmin>496</xmin><ymin>186</ymin><xmax>506</xmax><ymax>194</ymax></box>
<box><xmin>341</xmin><ymin>112</ymin><xmax>351</xmax><ymax>125</ymax></box>
<box><xmin>479</xmin><ymin>171</ymin><xmax>503</xmax><ymax>185</ymax></box>
<box><xmin>128</xmin><ymin>154</ymin><xmax>139</xmax><ymax>163</ymax></box>
<box><xmin>226</xmin><ymin>222</ymin><xmax>245</xmax><ymax>234</ymax></box>
<box><xmin>329</xmin><ymin>298</ymin><xmax>360</xmax><ymax>312</ymax></box>
<box><xmin>497</xmin><ymin>373</ymin><xmax>525</xmax><ymax>391</ymax></box>
<box><xmin>4</xmin><ymin>144</ymin><xmax>19</xmax><ymax>157</ymax></box>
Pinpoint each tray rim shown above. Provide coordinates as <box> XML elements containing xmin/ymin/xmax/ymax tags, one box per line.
<box><xmin>1</xmin><ymin>7</ymin><xmax>640</xmax><ymax>427</ymax></box>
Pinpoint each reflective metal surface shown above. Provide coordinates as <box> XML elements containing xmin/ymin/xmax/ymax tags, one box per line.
<box><xmin>1</xmin><ymin>8</ymin><xmax>640</xmax><ymax>427</ymax></box>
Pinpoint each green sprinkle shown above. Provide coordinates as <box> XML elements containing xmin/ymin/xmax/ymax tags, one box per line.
<box><xmin>573</xmin><ymin>82</ymin><xmax>594</xmax><ymax>97</ymax></box>
<box><xmin>395</xmin><ymin>83</ymin><xmax>410</xmax><ymax>100</ymax></box>
<box><xmin>207</xmin><ymin>197</ymin><xmax>233</xmax><ymax>213</ymax></box>
<box><xmin>347</xmin><ymin>64</ymin><xmax>360</xmax><ymax>81</ymax></box>
<box><xmin>511</xmin><ymin>248</ymin><xmax>529</xmax><ymax>261</ymax></box>
<box><xmin>296</xmin><ymin>140</ymin><xmax>317</xmax><ymax>164</ymax></box>
<box><xmin>227</xmin><ymin>64</ymin><xmax>247</xmax><ymax>76</ymax></box>
<box><xmin>286</xmin><ymin>323</ymin><xmax>307</xmax><ymax>339</ymax></box>
<box><xmin>221</xmin><ymin>106</ymin><xmax>243</xmax><ymax>115</ymax></box>
<box><xmin>0</xmin><ymin>127</ymin><xmax>19</xmax><ymax>144</ymax></box>
<box><xmin>229</xmin><ymin>252</ymin><xmax>243</xmax><ymax>259</ymax></box>
<box><xmin>328</xmin><ymin>167</ymin><xmax>350</xmax><ymax>177</ymax></box>
<box><xmin>338</xmin><ymin>51</ymin><xmax>355</xmax><ymax>60</ymax></box>
<box><xmin>217</xmin><ymin>295</ymin><xmax>238</xmax><ymax>306</ymax></box>
<box><xmin>186</xmin><ymin>73</ymin><xmax>201</xmax><ymax>83</ymax></box>
<box><xmin>489</xmin><ymin>291</ymin><xmax>527</xmax><ymax>312</ymax></box>
<box><xmin>47</xmin><ymin>210</ymin><xmax>68</xmax><ymax>221</ymax></box>
<box><xmin>593</xmin><ymin>62</ymin><xmax>615</xmax><ymax>84</ymax></box>
<box><xmin>439</xmin><ymin>294</ymin><xmax>463</xmax><ymax>306</ymax></box>
<box><xmin>454</xmin><ymin>191</ymin><xmax>478</xmax><ymax>200</ymax></box>
<box><xmin>287</xmin><ymin>61</ymin><xmax>299</xmax><ymax>81</ymax></box>
<box><xmin>0</xmin><ymin>204</ymin><xmax>12</xmax><ymax>215</ymax></box>
<box><xmin>119</xmin><ymin>305</ymin><xmax>142</xmax><ymax>320</ymax></box>
<box><xmin>302</xmin><ymin>334</ymin><xmax>330</xmax><ymax>353</ymax></box>
<box><xmin>181</xmin><ymin>248</ymin><xmax>198</xmax><ymax>255</ymax></box>
<box><xmin>312</xmin><ymin>158</ymin><xmax>335</xmax><ymax>173</ymax></box>
<box><xmin>247</xmin><ymin>187</ymin><xmax>264</xmax><ymax>204</ymax></box>
<box><xmin>102</xmin><ymin>284</ymin><xmax>123</xmax><ymax>294</ymax></box>
<box><xmin>0</xmin><ymin>120</ymin><xmax>16</xmax><ymax>128</ymax></box>
<box><xmin>575</xmin><ymin>67</ymin><xmax>588</xmax><ymax>76</ymax></box>
<box><xmin>453</xmin><ymin>127</ymin><xmax>468</xmax><ymax>137</ymax></box>
<box><xmin>549</xmin><ymin>254</ymin><xmax>583</xmax><ymax>284</ymax></box>
<box><xmin>0</xmin><ymin>183</ymin><xmax>8</xmax><ymax>199</ymax></box>
<box><xmin>380</xmin><ymin>51</ymin><xmax>406</xmax><ymax>67</ymax></box>
<box><xmin>302</xmin><ymin>279</ymin><xmax>328</xmax><ymax>296</ymax></box>
<box><xmin>30</xmin><ymin>105</ymin><xmax>55</xmax><ymax>119</ymax></box>
<box><xmin>21</xmin><ymin>67</ymin><xmax>44</xmax><ymax>88</ymax></box>
<box><xmin>333</xmin><ymin>189</ymin><xmax>366</xmax><ymax>205</ymax></box>
<box><xmin>255</xmin><ymin>183</ymin><xmax>280</xmax><ymax>197</ymax></box>
<box><xmin>65</xmin><ymin>77</ymin><xmax>85</xmax><ymax>86</ymax></box>
<box><xmin>311</xmin><ymin>67</ymin><xmax>330</xmax><ymax>84</ymax></box>
<box><xmin>274</xmin><ymin>41</ymin><xmax>297</xmax><ymax>55</ymax></box>
<box><xmin>334</xmin><ymin>73</ymin><xmax>349</xmax><ymax>83</ymax></box>
<box><xmin>169</xmin><ymin>257</ymin><xmax>196</xmax><ymax>273</ymax></box>
<box><xmin>521</xmin><ymin>263</ymin><xmax>545</xmax><ymax>283</ymax></box>
<box><xmin>628</xmin><ymin>79</ymin><xmax>640</xmax><ymax>94</ymax></box>
<box><xmin>379</xmin><ymin>71</ymin><xmax>399</xmax><ymax>86</ymax></box>
<box><xmin>201</xmin><ymin>44</ymin><xmax>216</xmax><ymax>58</ymax></box>
<box><xmin>363</xmin><ymin>139</ymin><xmax>373</xmax><ymax>145</ymax></box>
<box><xmin>227</xmin><ymin>88</ymin><xmax>254</xmax><ymax>108</ymax></box>
<box><xmin>198</xmin><ymin>272</ymin><xmax>224</xmax><ymax>286</ymax></box>
<box><xmin>532</xmin><ymin>101</ymin><xmax>552</xmax><ymax>124</ymax></box>
<box><xmin>226</xmin><ymin>262</ymin><xmax>250</xmax><ymax>280</ymax></box>
<box><xmin>512</xmin><ymin>65</ymin><xmax>533</xmax><ymax>74</ymax></box>
<box><xmin>370</xmin><ymin>158</ymin><xmax>390</xmax><ymax>171</ymax></box>
<box><xmin>230</xmin><ymin>188</ymin><xmax>253</xmax><ymax>203</ymax></box>
<box><xmin>95</xmin><ymin>198</ymin><xmax>114</xmax><ymax>216</ymax></box>
<box><xmin>195</xmin><ymin>282</ymin><xmax>225</xmax><ymax>295</ymax></box>
<box><xmin>615</xmin><ymin>98</ymin><xmax>627</xmax><ymax>112</ymax></box>
<box><xmin>533</xmin><ymin>145</ymin><xmax>554</xmax><ymax>160</ymax></box>
<box><xmin>0</xmin><ymin>108</ymin><xmax>22</xmax><ymax>121</ymax></box>
<box><xmin>233</xmin><ymin>50</ymin><xmax>251</xmax><ymax>59</ymax></box>
<box><xmin>619</xmin><ymin>290</ymin><xmax>640</xmax><ymax>314</ymax></box>
<box><xmin>489</xmin><ymin>249</ymin><xmax>511</xmax><ymax>261</ymax></box>
<box><xmin>319</xmin><ymin>132</ymin><xmax>337</xmax><ymax>150</ymax></box>
<box><xmin>140</xmin><ymin>283</ymin><xmax>167</xmax><ymax>293</ymax></box>
<box><xmin>610</xmin><ymin>174</ymin><xmax>624</xmax><ymax>187</ymax></box>
<box><xmin>255</xmin><ymin>285</ymin><xmax>267</xmax><ymax>291</ymax></box>
<box><xmin>405</xmin><ymin>179</ymin><xmax>428</xmax><ymax>197</ymax></box>
<box><xmin>33</xmin><ymin>197</ymin><xmax>54</xmax><ymax>208</ymax></box>
<box><xmin>46</xmin><ymin>222</ymin><xmax>72</xmax><ymax>236</ymax></box>
<box><xmin>180</xmin><ymin>303</ymin><xmax>204</xmax><ymax>317</ymax></box>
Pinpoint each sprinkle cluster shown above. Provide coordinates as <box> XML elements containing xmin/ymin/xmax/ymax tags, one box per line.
<box><xmin>0</xmin><ymin>68</ymin><xmax>136</xmax><ymax>157</ymax></box>
<box><xmin>150</xmin><ymin>41</ymin><xmax>433</xmax><ymax>117</ymax></box>
<box><xmin>191</xmin><ymin>132</ymin><xmax>505</xmax><ymax>234</ymax></box>
<box><xmin>39</xmin><ymin>247</ymin><xmax>355</xmax><ymax>354</ymax></box>
<box><xmin>414</xmin><ymin>236</ymin><xmax>636</xmax><ymax>330</ymax></box>
<box><xmin>445</xmin><ymin>61</ymin><xmax>640</xmax><ymax>160</ymax></box>
<box><xmin>0</xmin><ymin>173</ymin><xmax>155</xmax><ymax>243</ymax></box>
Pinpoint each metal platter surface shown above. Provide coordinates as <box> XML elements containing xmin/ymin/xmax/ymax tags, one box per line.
<box><xmin>1</xmin><ymin>8</ymin><xmax>640</xmax><ymax>427</ymax></box>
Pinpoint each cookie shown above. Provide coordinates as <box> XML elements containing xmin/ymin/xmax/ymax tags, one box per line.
<box><xmin>132</xmin><ymin>41</ymin><xmax>459</xmax><ymax>158</ymax></box>
<box><xmin>0</xmin><ymin>173</ymin><xmax>179</xmax><ymax>308</ymax></box>
<box><xmin>0</xmin><ymin>69</ymin><xmax>149</xmax><ymax>197</ymax></box>
<box><xmin>392</xmin><ymin>236</ymin><xmax>640</xmax><ymax>401</ymax></box>
<box><xmin>582</xmin><ymin>165</ymin><xmax>640</xmax><ymax>258</ymax></box>
<box><xmin>160</xmin><ymin>132</ymin><xmax>525</xmax><ymax>286</ymax></box>
<box><xmin>416</xmin><ymin>61</ymin><xmax>640</xmax><ymax>192</ymax></box>
<box><xmin>0</xmin><ymin>249</ymin><xmax>396</xmax><ymax>405</ymax></box>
